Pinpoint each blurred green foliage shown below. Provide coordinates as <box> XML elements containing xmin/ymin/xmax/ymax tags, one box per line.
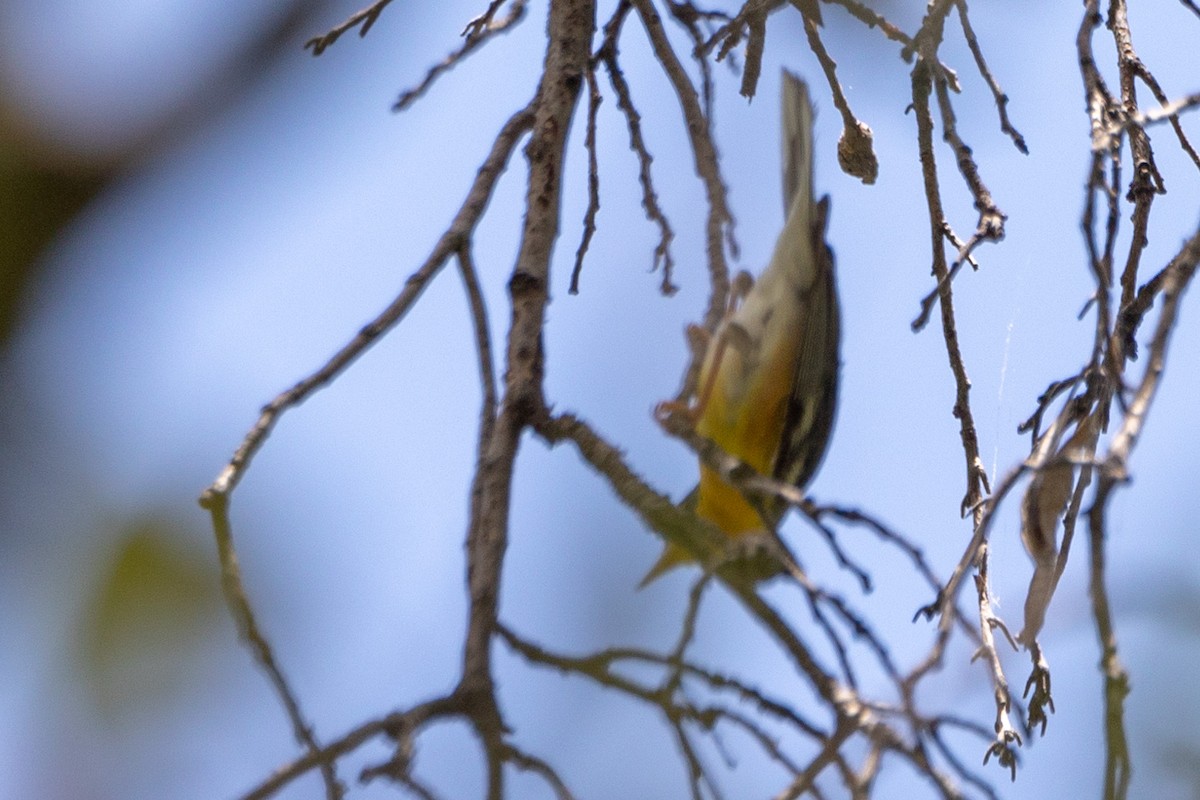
<box><xmin>0</xmin><ymin>147</ymin><xmax>110</xmax><ymax>345</ymax></box>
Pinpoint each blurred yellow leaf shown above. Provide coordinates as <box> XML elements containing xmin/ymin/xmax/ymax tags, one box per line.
<box><xmin>75</xmin><ymin>516</ymin><xmax>220</xmax><ymax>715</ymax></box>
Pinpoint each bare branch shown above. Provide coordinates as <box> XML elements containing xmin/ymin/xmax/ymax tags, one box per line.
<box><xmin>631</xmin><ymin>0</ymin><xmax>737</xmax><ymax>331</ymax></box>
<box><xmin>457</xmin><ymin>6</ymin><xmax>595</xmax><ymax>797</ymax></box>
<box><xmin>238</xmin><ymin>696</ymin><xmax>462</xmax><ymax>800</ymax></box>
<box><xmin>824</xmin><ymin>0</ymin><xmax>915</xmax><ymax>50</ymax></box>
<box><xmin>595</xmin><ymin>1</ymin><xmax>679</xmax><ymax>294</ymax></box>
<box><xmin>204</xmin><ymin>493</ymin><xmax>344</xmax><ymax>800</ymax></box>
<box><xmin>954</xmin><ymin>0</ymin><xmax>1027</xmax><ymax>154</ymax></box>
<box><xmin>739</xmin><ymin>6</ymin><xmax>768</xmax><ymax>99</ymax></box>
<box><xmin>215</xmin><ymin>2</ymin><xmax>1200</xmax><ymax>797</ymax></box>
<box><xmin>907</xmin><ymin>56</ymin><xmax>991</xmax><ymax>518</ymax></box>
<box><xmin>200</xmin><ymin>104</ymin><xmax>534</xmax><ymax>503</ymax></box>
<box><xmin>502</xmin><ymin>745</ymin><xmax>576</xmax><ymax>800</ymax></box>
<box><xmin>536</xmin><ymin>412</ymin><xmax>731</xmax><ymax>570</ymax></box>
<box><xmin>791</xmin><ymin>0</ymin><xmax>878</xmax><ymax>183</ymax></box>
<box><xmin>395</xmin><ymin>0</ymin><xmax>530</xmax><ymax>112</ymax></box>
<box><xmin>1086</xmin><ymin>482</ymin><xmax>1132</xmax><ymax>800</ymax></box>
<box><xmin>1107</xmin><ymin>224</ymin><xmax>1200</xmax><ymax>466</ymax></box>
<box><xmin>456</xmin><ymin>245</ymin><xmax>498</xmax><ymax>423</ymax></box>
<box><xmin>306</xmin><ymin>0</ymin><xmax>395</xmax><ymax>55</ymax></box>
<box><xmin>569</xmin><ymin>65</ymin><xmax>604</xmax><ymax>294</ymax></box>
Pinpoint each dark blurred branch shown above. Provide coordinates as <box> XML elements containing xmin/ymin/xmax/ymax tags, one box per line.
<box><xmin>1077</xmin><ymin>230</ymin><xmax>1200</xmax><ymax>796</ymax></box>
<box><xmin>664</xmin><ymin>2</ymin><xmax>725</xmax><ymax>120</ymax></box>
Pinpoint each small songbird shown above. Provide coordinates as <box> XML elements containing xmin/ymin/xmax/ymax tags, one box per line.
<box><xmin>643</xmin><ymin>71</ymin><xmax>840</xmax><ymax>585</ymax></box>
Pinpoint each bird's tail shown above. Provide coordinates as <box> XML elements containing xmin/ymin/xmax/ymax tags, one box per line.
<box><xmin>769</xmin><ymin>70</ymin><xmax>823</xmax><ymax>291</ymax></box>
<box><xmin>780</xmin><ymin>70</ymin><xmax>815</xmax><ymax>224</ymax></box>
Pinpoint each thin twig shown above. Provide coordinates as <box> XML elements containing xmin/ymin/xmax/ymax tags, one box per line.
<box><xmin>792</xmin><ymin>0</ymin><xmax>879</xmax><ymax>183</ymax></box>
<box><xmin>954</xmin><ymin>0</ymin><xmax>1027</xmax><ymax>154</ymax></box>
<box><xmin>631</xmin><ymin>0</ymin><xmax>737</xmax><ymax>330</ymax></box>
<box><xmin>595</xmin><ymin>1</ymin><xmax>678</xmax><ymax>294</ymax></box>
<box><xmin>1087</xmin><ymin>482</ymin><xmax>1132</xmax><ymax>800</ymax></box>
<box><xmin>204</xmin><ymin>494</ymin><xmax>344</xmax><ymax>800</ymax></box>
<box><xmin>908</xmin><ymin>56</ymin><xmax>991</xmax><ymax>518</ymax></box>
<box><xmin>570</xmin><ymin>65</ymin><xmax>603</xmax><ymax>294</ymax></box>
<box><xmin>824</xmin><ymin>0</ymin><xmax>914</xmax><ymax>50</ymax></box>
<box><xmin>503</xmin><ymin>745</ymin><xmax>577</xmax><ymax>800</ymax></box>
<box><xmin>200</xmin><ymin>104</ymin><xmax>534</xmax><ymax>503</ymax></box>
<box><xmin>306</xmin><ymin>0</ymin><xmax>395</xmax><ymax>55</ymax></box>
<box><xmin>456</xmin><ymin>246</ymin><xmax>498</xmax><ymax>417</ymax></box>
<box><xmin>394</xmin><ymin>0</ymin><xmax>529</xmax><ymax>111</ymax></box>
<box><xmin>237</xmin><ymin>696</ymin><xmax>462</xmax><ymax>799</ymax></box>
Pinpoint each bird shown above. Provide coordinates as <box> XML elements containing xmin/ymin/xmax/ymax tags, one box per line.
<box><xmin>643</xmin><ymin>71</ymin><xmax>840</xmax><ymax>585</ymax></box>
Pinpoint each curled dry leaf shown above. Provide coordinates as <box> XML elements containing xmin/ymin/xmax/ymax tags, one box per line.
<box><xmin>1017</xmin><ymin>413</ymin><xmax>1100</xmax><ymax>646</ymax></box>
<box><xmin>838</xmin><ymin>119</ymin><xmax>878</xmax><ymax>185</ymax></box>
